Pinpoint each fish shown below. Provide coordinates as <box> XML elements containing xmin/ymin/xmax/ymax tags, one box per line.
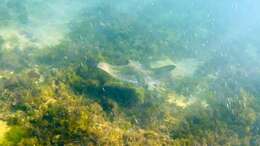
<box><xmin>151</xmin><ymin>65</ymin><xmax>176</xmax><ymax>77</ymax></box>
<box><xmin>96</xmin><ymin>60</ymin><xmax>176</xmax><ymax>90</ymax></box>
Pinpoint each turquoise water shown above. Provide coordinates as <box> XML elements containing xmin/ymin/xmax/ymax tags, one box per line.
<box><xmin>0</xmin><ymin>0</ymin><xmax>260</xmax><ymax>145</ymax></box>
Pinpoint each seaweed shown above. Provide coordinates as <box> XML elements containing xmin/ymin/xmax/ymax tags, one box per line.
<box><xmin>0</xmin><ymin>1</ymin><xmax>259</xmax><ymax>145</ymax></box>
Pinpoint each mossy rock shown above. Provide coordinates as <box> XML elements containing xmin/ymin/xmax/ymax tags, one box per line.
<box><xmin>103</xmin><ymin>81</ymin><xmax>145</xmax><ymax>107</ymax></box>
<box><xmin>71</xmin><ymin>65</ymin><xmax>146</xmax><ymax>108</ymax></box>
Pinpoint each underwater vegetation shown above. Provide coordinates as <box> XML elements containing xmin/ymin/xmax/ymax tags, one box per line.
<box><xmin>0</xmin><ymin>0</ymin><xmax>260</xmax><ymax>146</ymax></box>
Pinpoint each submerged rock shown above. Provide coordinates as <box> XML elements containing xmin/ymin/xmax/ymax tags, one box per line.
<box><xmin>71</xmin><ymin>64</ymin><xmax>146</xmax><ymax>108</ymax></box>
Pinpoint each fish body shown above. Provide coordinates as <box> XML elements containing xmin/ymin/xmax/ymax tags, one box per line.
<box><xmin>151</xmin><ymin>65</ymin><xmax>176</xmax><ymax>77</ymax></box>
<box><xmin>97</xmin><ymin>60</ymin><xmax>176</xmax><ymax>90</ymax></box>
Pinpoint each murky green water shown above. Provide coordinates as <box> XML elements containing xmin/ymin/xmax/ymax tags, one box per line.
<box><xmin>0</xmin><ymin>0</ymin><xmax>260</xmax><ymax>145</ymax></box>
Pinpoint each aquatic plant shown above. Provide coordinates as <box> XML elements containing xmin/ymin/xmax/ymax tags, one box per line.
<box><xmin>0</xmin><ymin>1</ymin><xmax>260</xmax><ymax>145</ymax></box>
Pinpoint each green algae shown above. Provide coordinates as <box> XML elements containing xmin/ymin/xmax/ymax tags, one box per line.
<box><xmin>0</xmin><ymin>1</ymin><xmax>259</xmax><ymax>146</ymax></box>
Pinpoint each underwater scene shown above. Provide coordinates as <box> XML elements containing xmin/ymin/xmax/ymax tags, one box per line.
<box><xmin>0</xmin><ymin>0</ymin><xmax>260</xmax><ymax>145</ymax></box>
